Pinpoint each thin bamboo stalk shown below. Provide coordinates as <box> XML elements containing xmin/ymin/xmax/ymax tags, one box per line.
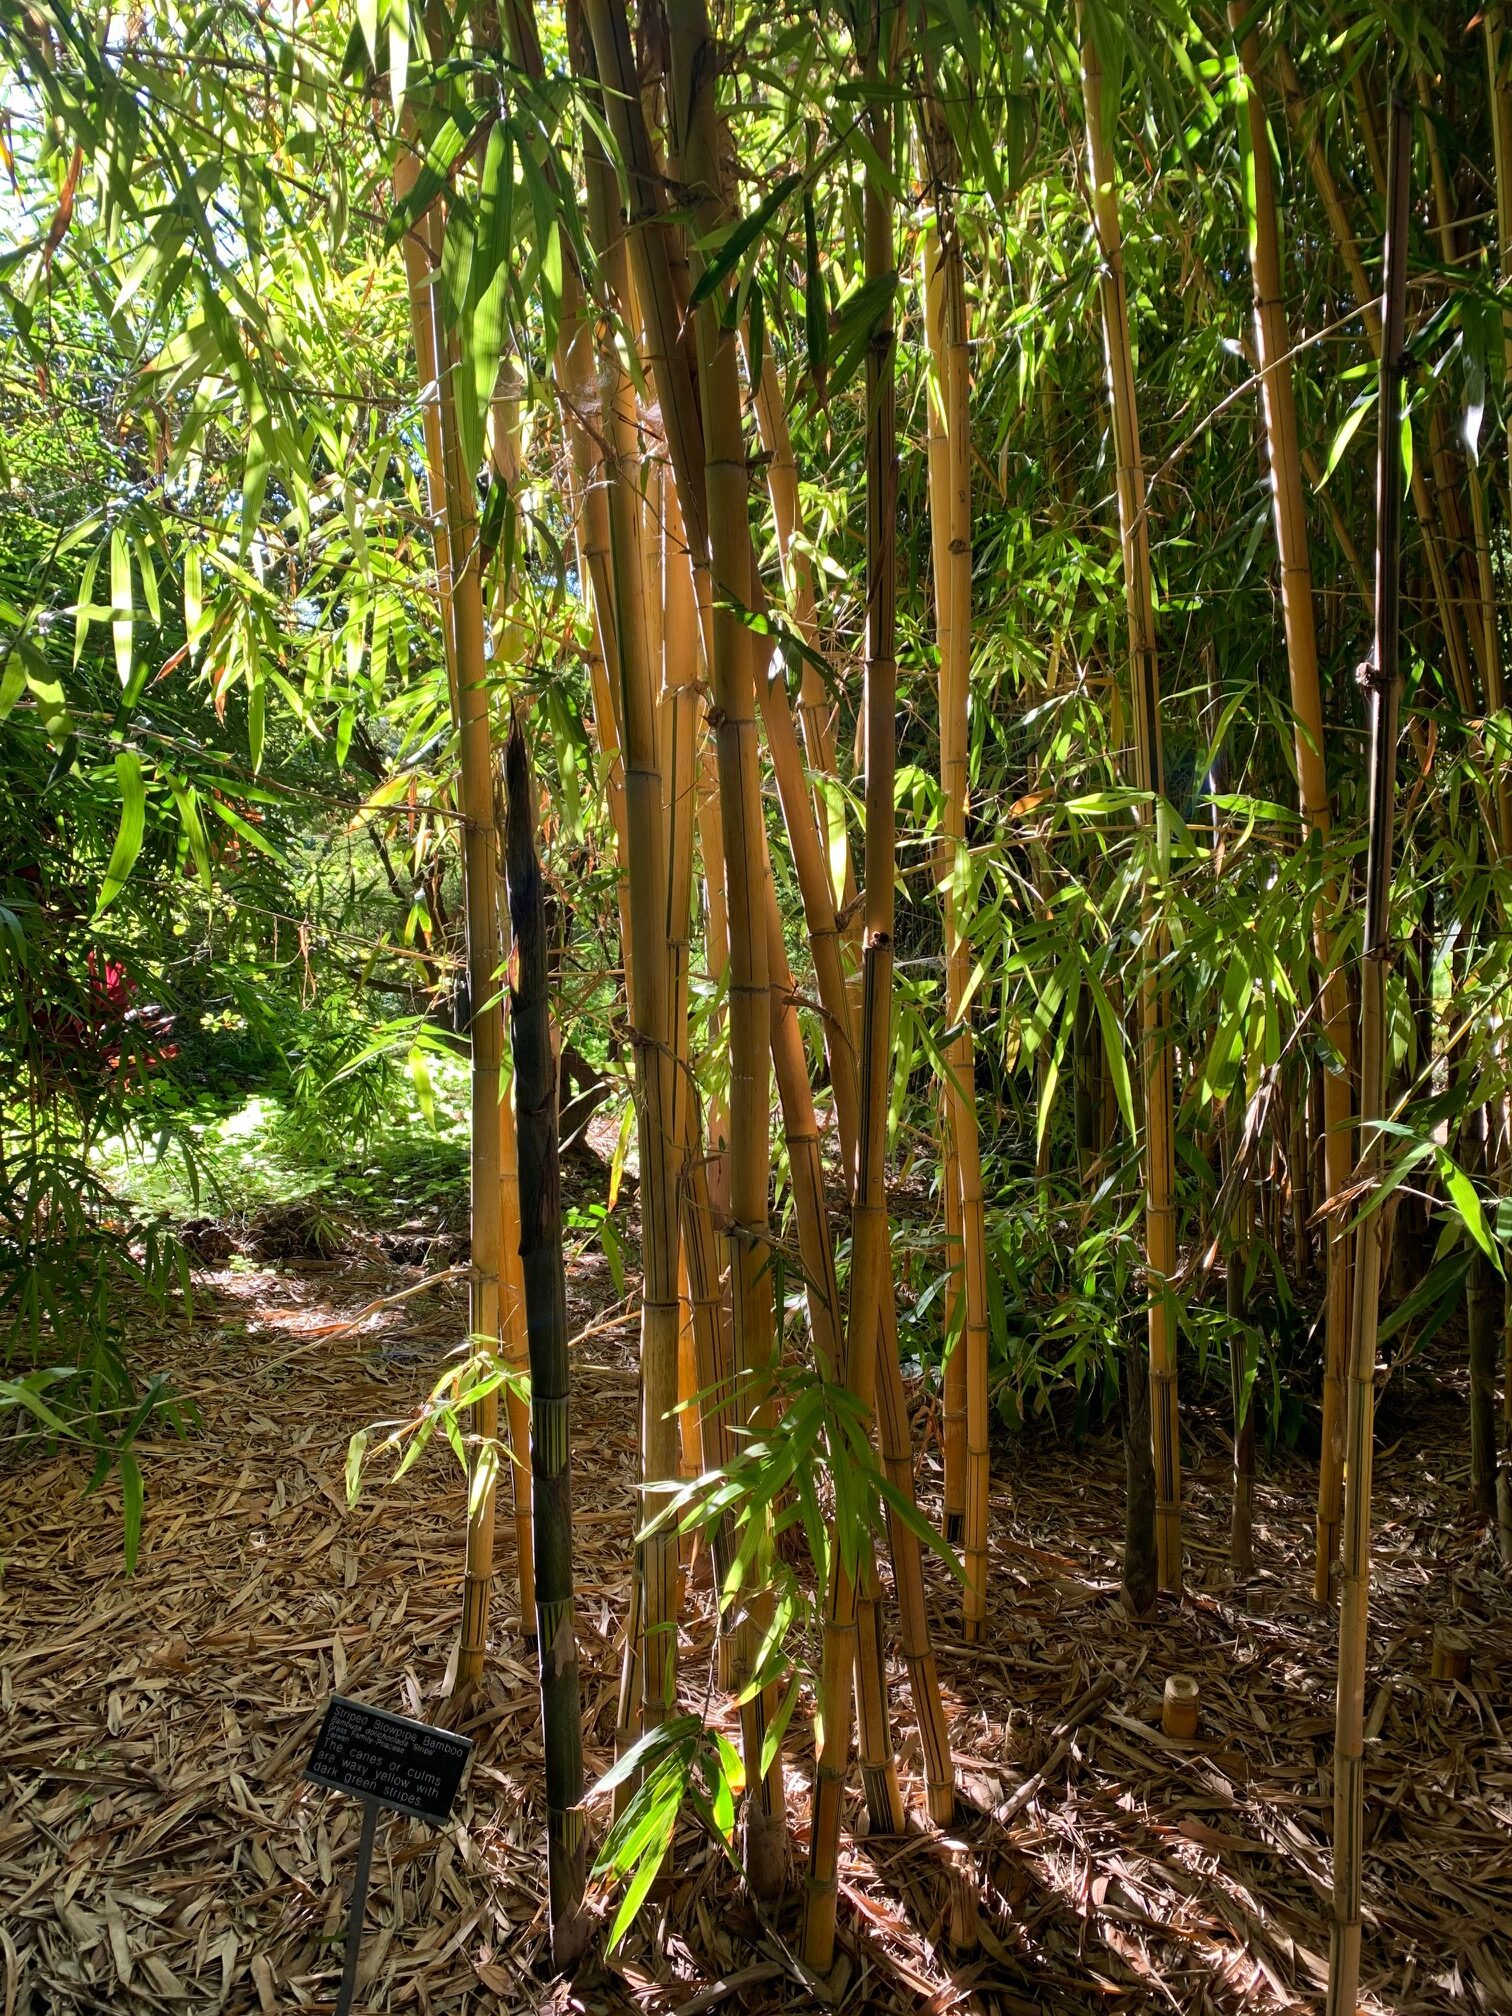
<box><xmin>747</xmin><ymin>349</ymin><xmax>852</xmax><ymax>911</ymax></box>
<box><xmin>660</xmin><ymin>473</ymin><xmax>701</xmax><ymax>1212</ymax></box>
<box><xmin>694</xmin><ymin>740</ymin><xmax>732</xmax><ymax>1222</ymax></box>
<box><xmin>1485</xmin><ymin>1</ymin><xmax>1512</xmax><ymax>1562</ymax></box>
<box><xmin>1079</xmin><ymin>12</ymin><xmax>1181</xmax><ymax>1596</ymax></box>
<box><xmin>486</xmin><ymin>369</ymin><xmax>539</xmax><ymax>1637</ymax></box>
<box><xmin>921</xmin><ymin>141</ymin><xmax>990</xmax><ymax>1639</ymax></box>
<box><xmin>804</xmin><ymin>8</ymin><xmax>903</xmax><ymax>1968</ymax></box>
<box><xmin>566</xmin><ymin>0</ymin><xmax>684</xmax><ymax>1753</ymax></box>
<box><xmin>920</xmin><ymin>208</ymin><xmax>968</xmax><ymax>1550</ymax></box>
<box><xmin>1227</xmin><ymin>9</ymin><xmax>1355</xmax><ymax>1604</ymax></box>
<box><xmin>750</xmin><ymin>571</ymin><xmax>952</xmax><ymax>1825</ymax></box>
<box><xmin>661</xmin><ymin>0</ymin><xmax>785</xmax><ymax>1897</ymax></box>
<box><xmin>1490</xmin><ymin>6</ymin><xmax>1512</xmax><ymax>505</ymax></box>
<box><xmin>746</xmin><ymin>591</ymin><xmax>948</xmax><ymax>1825</ymax></box>
<box><xmin>503</xmin><ymin>713</ymin><xmax>588</xmax><ymax>1971</ymax></box>
<box><xmin>393</xmin><ymin>173</ymin><xmax>459</xmax><ymax>725</ymax></box>
<box><xmin>939</xmin><ymin>1107</ymin><xmax>967</xmax><ymax>1543</ymax></box>
<box><xmin>1327</xmin><ymin>97</ymin><xmax>1410</xmax><ymax>2016</ymax></box>
<box><xmin>434</xmin><ymin>308</ymin><xmax>509</xmax><ymax>1692</ymax></box>
<box><xmin>393</xmin><ymin>150</ymin><xmax>532</xmax><ymax>1656</ymax></box>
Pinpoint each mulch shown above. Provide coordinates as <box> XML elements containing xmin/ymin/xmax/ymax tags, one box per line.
<box><xmin>2</xmin><ymin>1242</ymin><xmax>1509</xmax><ymax>2015</ymax></box>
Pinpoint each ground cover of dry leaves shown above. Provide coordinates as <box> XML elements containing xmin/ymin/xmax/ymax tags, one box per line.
<box><xmin>3</xmin><ymin>1239</ymin><xmax>1510</xmax><ymax>2016</ymax></box>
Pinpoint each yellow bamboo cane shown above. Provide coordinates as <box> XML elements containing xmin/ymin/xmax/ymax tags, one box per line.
<box><xmin>393</xmin><ymin>136</ymin><xmax>530</xmax><ymax>1675</ymax></box>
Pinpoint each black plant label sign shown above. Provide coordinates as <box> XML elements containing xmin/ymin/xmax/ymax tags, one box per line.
<box><xmin>304</xmin><ymin>1696</ymin><xmax>472</xmax><ymax>1826</ymax></box>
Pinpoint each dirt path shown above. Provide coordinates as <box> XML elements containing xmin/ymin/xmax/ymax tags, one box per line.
<box><xmin>2</xmin><ymin>1251</ymin><xmax>1509</xmax><ymax>2014</ymax></box>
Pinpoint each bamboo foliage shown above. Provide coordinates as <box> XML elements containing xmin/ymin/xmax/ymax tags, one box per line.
<box><xmin>1274</xmin><ymin>44</ymin><xmax>1480</xmax><ymax>737</ymax></box>
<box><xmin>1327</xmin><ymin>96</ymin><xmax>1410</xmax><ymax>2016</ymax></box>
<box><xmin>1079</xmin><ymin>12</ymin><xmax>1181</xmax><ymax>1598</ymax></box>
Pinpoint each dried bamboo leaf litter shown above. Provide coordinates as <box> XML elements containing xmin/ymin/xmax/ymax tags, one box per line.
<box><xmin>2</xmin><ymin>1246</ymin><xmax>1508</xmax><ymax>2013</ymax></box>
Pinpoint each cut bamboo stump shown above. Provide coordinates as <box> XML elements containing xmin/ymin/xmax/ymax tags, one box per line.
<box><xmin>938</xmin><ymin>1837</ymin><xmax>979</xmax><ymax>1956</ymax></box>
<box><xmin>1431</xmin><ymin>1626</ymin><xmax>1471</xmax><ymax>1684</ymax></box>
<box><xmin>1162</xmin><ymin>1674</ymin><xmax>1200</xmax><ymax>1740</ymax></box>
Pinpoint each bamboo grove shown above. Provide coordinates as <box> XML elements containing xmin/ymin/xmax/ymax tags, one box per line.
<box><xmin>5</xmin><ymin>0</ymin><xmax>1512</xmax><ymax>2002</ymax></box>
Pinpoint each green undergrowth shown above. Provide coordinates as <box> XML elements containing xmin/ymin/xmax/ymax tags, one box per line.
<box><xmin>94</xmin><ymin>1063</ymin><xmax>473</xmax><ymax>1235</ymax></box>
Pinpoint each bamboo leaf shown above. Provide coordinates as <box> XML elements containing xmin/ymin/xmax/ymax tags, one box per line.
<box><xmin>1436</xmin><ymin>1148</ymin><xmax>1501</xmax><ymax>1270</ymax></box>
<box><xmin>1085</xmin><ymin>968</ymin><xmax>1135</xmax><ymax>1137</ymax></box>
<box><xmin>96</xmin><ymin>749</ymin><xmax>146</xmax><ymax>914</ymax></box>
<box><xmin>119</xmin><ymin>1451</ymin><xmax>144</xmax><ymax>1573</ymax></box>
<box><xmin>803</xmin><ymin>190</ymin><xmax>827</xmax><ymax>400</ymax></box>
<box><xmin>1320</xmin><ymin>392</ymin><xmax>1374</xmax><ymax>488</ymax></box>
<box><xmin>109</xmin><ymin>525</ymin><xmax>132</xmax><ymax>688</ymax></box>
<box><xmin>690</xmin><ymin>171</ymin><xmax>801</xmax><ymax>307</ymax></box>
<box><xmin>345</xmin><ymin>1429</ymin><xmax>368</xmax><ymax>1506</ymax></box>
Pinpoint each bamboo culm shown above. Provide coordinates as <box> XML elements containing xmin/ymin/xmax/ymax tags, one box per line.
<box><xmin>1326</xmin><ymin>95</ymin><xmax>1410</xmax><ymax>2016</ymax></box>
<box><xmin>1079</xmin><ymin>12</ymin><xmax>1181</xmax><ymax>1597</ymax></box>
<box><xmin>804</xmin><ymin>3</ymin><xmax>905</xmax><ymax>1970</ymax></box>
<box><xmin>504</xmin><ymin>712</ymin><xmax>588</xmax><ymax>1972</ymax></box>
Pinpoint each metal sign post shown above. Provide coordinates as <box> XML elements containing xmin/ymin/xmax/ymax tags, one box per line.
<box><xmin>304</xmin><ymin>1696</ymin><xmax>473</xmax><ymax>2015</ymax></box>
<box><xmin>333</xmin><ymin>1796</ymin><xmax>379</xmax><ymax>2016</ymax></box>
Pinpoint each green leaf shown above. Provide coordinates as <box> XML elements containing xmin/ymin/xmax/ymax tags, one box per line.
<box><xmin>690</xmin><ymin>172</ymin><xmax>801</xmax><ymax>308</ymax></box>
<box><xmin>746</xmin><ymin>277</ymin><xmax>765</xmax><ymax>399</ymax></box>
<box><xmin>388</xmin><ymin>1</ymin><xmax>410</xmax><ymax>117</ymax></box>
<box><xmin>803</xmin><ymin>190</ymin><xmax>827</xmax><ymax>398</ymax></box>
<box><xmin>207</xmin><ymin>795</ymin><xmax>285</xmax><ymax>863</ymax></box>
<box><xmin>1086</xmin><ymin>969</ymin><xmax>1135</xmax><ymax>1137</ymax></box>
<box><xmin>346</xmin><ymin>1429</ymin><xmax>369</xmax><ymax>1507</ymax></box>
<box><xmin>1320</xmin><ymin>392</ymin><xmax>1373</xmax><ymax>488</ymax></box>
<box><xmin>110</xmin><ymin>526</ymin><xmax>133</xmax><ymax>688</ymax></box>
<box><xmin>119</xmin><ymin>1451</ymin><xmax>144</xmax><ymax>1573</ymax></box>
<box><xmin>97</xmin><ymin>749</ymin><xmax>147</xmax><ymax>915</ymax></box>
<box><xmin>240</xmin><ymin>392</ymin><xmax>271</xmax><ymax>560</ymax></box>
<box><xmin>183</xmin><ymin>546</ymin><xmax>206</xmax><ymax>648</ymax></box>
<box><xmin>386</xmin><ymin>112</ymin><xmax>474</xmax><ymax>252</ymax></box>
<box><xmin>1436</xmin><ymin>1148</ymin><xmax>1501</xmax><ymax>1270</ymax></box>
<box><xmin>607</xmin><ymin>1799</ymin><xmax>678</xmax><ymax>1950</ymax></box>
